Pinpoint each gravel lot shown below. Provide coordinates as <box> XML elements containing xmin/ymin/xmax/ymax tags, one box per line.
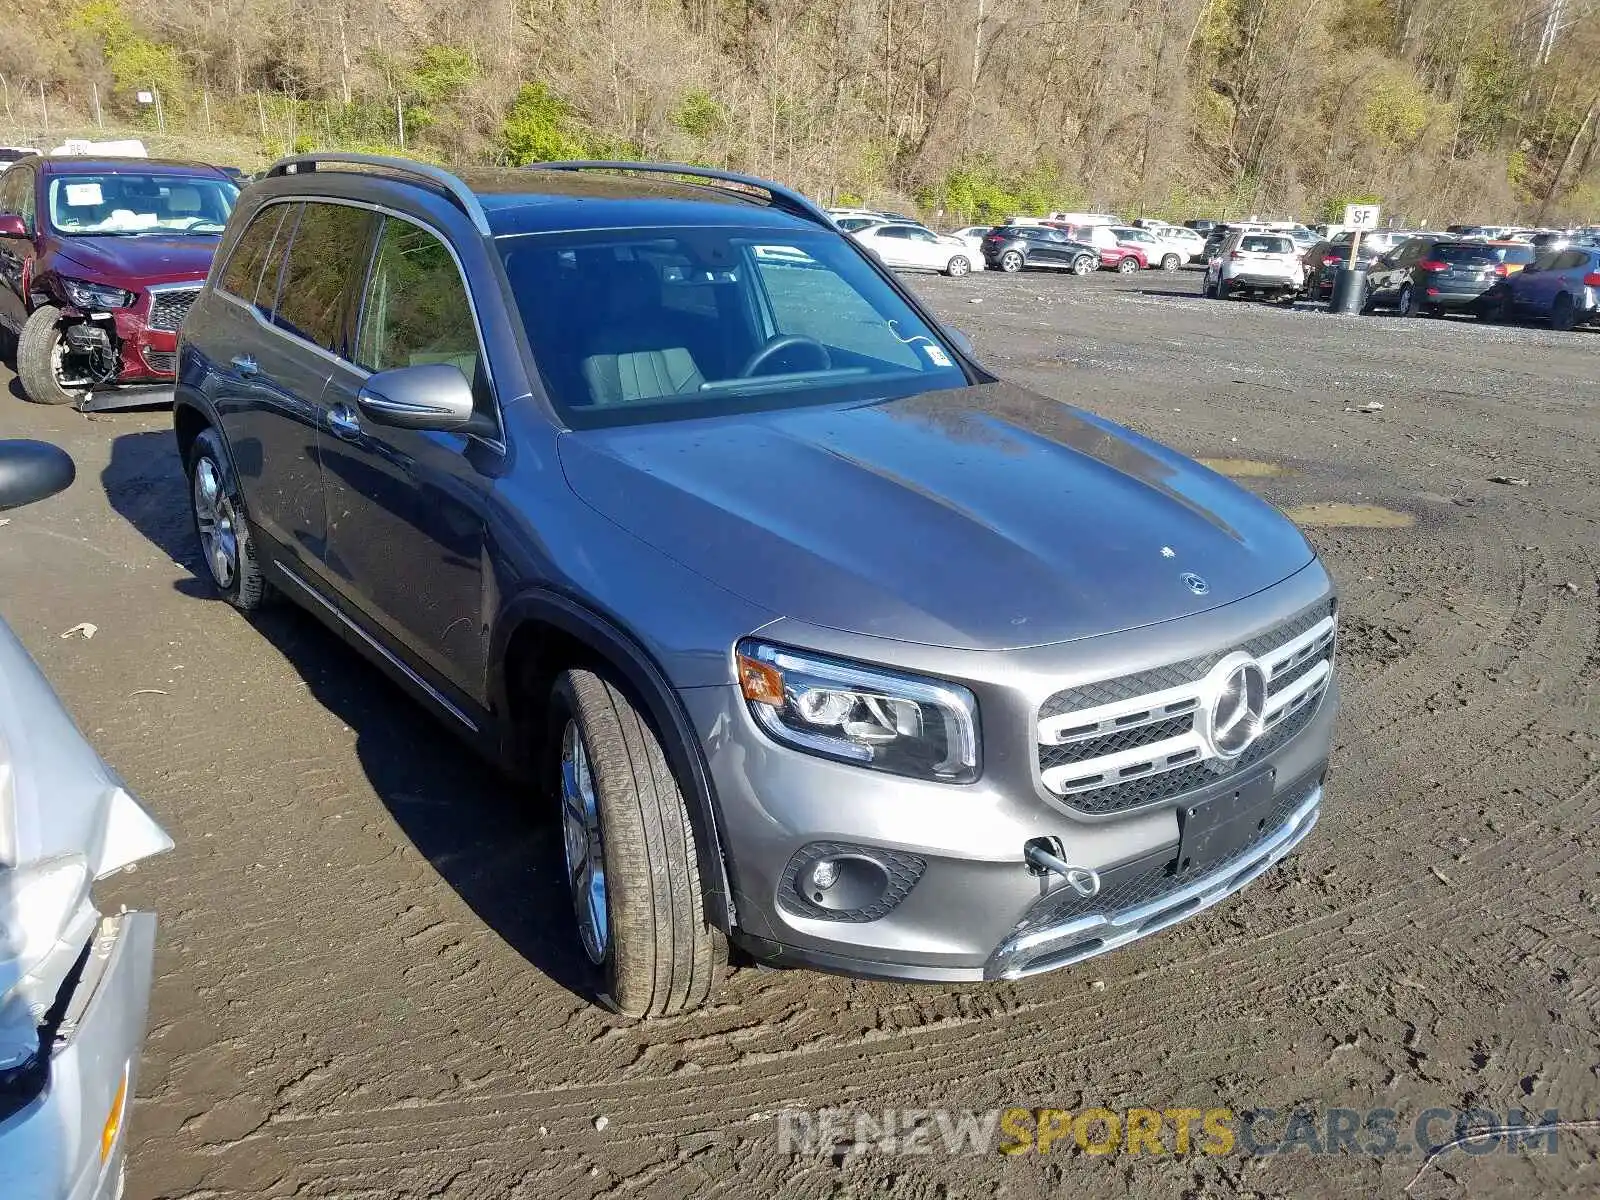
<box><xmin>1</xmin><ymin>267</ymin><xmax>1596</xmax><ymax>1198</ymax></box>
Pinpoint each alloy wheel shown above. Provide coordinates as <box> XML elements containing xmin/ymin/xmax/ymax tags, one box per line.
<box><xmin>1001</xmin><ymin>251</ymin><xmax>1023</xmax><ymax>272</ymax></box>
<box><xmin>561</xmin><ymin>719</ymin><xmax>609</xmax><ymax>965</ymax></box>
<box><xmin>192</xmin><ymin>457</ymin><xmax>240</xmax><ymax>590</ymax></box>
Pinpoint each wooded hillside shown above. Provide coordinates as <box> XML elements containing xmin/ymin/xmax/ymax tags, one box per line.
<box><xmin>2</xmin><ymin>0</ymin><xmax>1596</xmax><ymax>224</ymax></box>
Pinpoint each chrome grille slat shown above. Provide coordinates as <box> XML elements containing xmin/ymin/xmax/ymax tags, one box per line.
<box><xmin>1036</xmin><ymin>601</ymin><xmax>1335</xmax><ymax>814</ymax></box>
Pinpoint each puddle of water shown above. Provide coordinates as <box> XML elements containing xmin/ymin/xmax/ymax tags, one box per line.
<box><xmin>1200</xmin><ymin>458</ymin><xmax>1290</xmax><ymax>478</ymax></box>
<box><xmin>1284</xmin><ymin>502</ymin><xmax>1415</xmax><ymax>528</ymax></box>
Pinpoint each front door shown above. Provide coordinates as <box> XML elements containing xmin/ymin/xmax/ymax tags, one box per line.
<box><xmin>0</xmin><ymin>165</ymin><xmax>36</xmax><ymax>332</ymax></box>
<box><xmin>319</xmin><ymin>215</ymin><xmax>497</xmax><ymax>704</ymax></box>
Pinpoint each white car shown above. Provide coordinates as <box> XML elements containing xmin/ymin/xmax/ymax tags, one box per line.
<box><xmin>852</xmin><ymin>222</ymin><xmax>977</xmax><ymax>276</ymax></box>
<box><xmin>949</xmin><ymin>226</ymin><xmax>992</xmax><ymax>256</ymax></box>
<box><xmin>1149</xmin><ymin>224</ymin><xmax>1207</xmax><ymax>262</ymax></box>
<box><xmin>1203</xmin><ymin>230</ymin><xmax>1305</xmax><ymax>300</ymax></box>
<box><xmin>1110</xmin><ymin>226</ymin><xmax>1188</xmax><ymax>271</ymax></box>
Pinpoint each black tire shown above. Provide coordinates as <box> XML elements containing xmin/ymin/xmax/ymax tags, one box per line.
<box><xmin>945</xmin><ymin>255</ymin><xmax>970</xmax><ymax>278</ymax></box>
<box><xmin>1398</xmin><ymin>284</ymin><xmax>1421</xmax><ymax>317</ymax></box>
<box><xmin>1496</xmin><ymin>290</ymin><xmax>1516</xmax><ymax>323</ymax></box>
<box><xmin>1072</xmin><ymin>254</ymin><xmax>1095</xmax><ymax>276</ymax></box>
<box><xmin>1160</xmin><ymin>253</ymin><xmax>1181</xmax><ymax>272</ymax></box>
<box><xmin>186</xmin><ymin>426</ymin><xmax>270</xmax><ymax>610</ymax></box>
<box><xmin>999</xmin><ymin>250</ymin><xmax>1024</xmax><ymax>272</ymax></box>
<box><xmin>550</xmin><ymin>668</ymin><xmax>722</xmax><ymax>1017</ymax></box>
<box><xmin>1551</xmin><ymin>293</ymin><xmax>1577</xmax><ymax>332</ymax></box>
<box><xmin>1117</xmin><ymin>256</ymin><xmax>1140</xmax><ymax>273</ymax></box>
<box><xmin>16</xmin><ymin>306</ymin><xmax>78</xmax><ymax>406</ymax></box>
<box><xmin>1358</xmin><ymin>284</ymin><xmax>1376</xmax><ymax>315</ymax></box>
<box><xmin>1216</xmin><ymin>278</ymin><xmax>1231</xmax><ymax>301</ymax></box>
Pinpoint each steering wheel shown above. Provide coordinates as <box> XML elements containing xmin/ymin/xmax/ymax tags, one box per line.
<box><xmin>738</xmin><ymin>334</ymin><xmax>831</xmax><ymax>378</ymax></box>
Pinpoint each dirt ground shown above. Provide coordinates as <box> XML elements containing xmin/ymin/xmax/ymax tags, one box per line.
<box><xmin>1</xmin><ymin>268</ymin><xmax>1596</xmax><ymax>1198</ymax></box>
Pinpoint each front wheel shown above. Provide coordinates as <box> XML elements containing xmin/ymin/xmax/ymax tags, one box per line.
<box><xmin>1072</xmin><ymin>254</ymin><xmax>1095</xmax><ymax>276</ymax></box>
<box><xmin>999</xmin><ymin>250</ymin><xmax>1024</xmax><ymax>272</ymax></box>
<box><xmin>1117</xmin><ymin>256</ymin><xmax>1140</xmax><ymax>274</ymax></box>
<box><xmin>945</xmin><ymin>255</ymin><xmax>970</xmax><ymax>278</ymax></box>
<box><xmin>1160</xmin><ymin>253</ymin><xmax>1181</xmax><ymax>272</ymax></box>
<box><xmin>16</xmin><ymin>306</ymin><xmax>81</xmax><ymax>406</ymax></box>
<box><xmin>550</xmin><ymin>669</ymin><xmax>723</xmax><ymax>1017</ymax></box>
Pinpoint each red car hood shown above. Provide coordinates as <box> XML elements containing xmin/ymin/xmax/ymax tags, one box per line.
<box><xmin>51</xmin><ymin>234</ymin><xmax>220</xmax><ymax>287</ymax></box>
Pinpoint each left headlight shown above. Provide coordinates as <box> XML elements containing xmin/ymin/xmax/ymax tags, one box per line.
<box><xmin>735</xmin><ymin>640</ymin><xmax>979</xmax><ymax>783</ymax></box>
<box><xmin>59</xmin><ymin>277</ymin><xmax>135</xmax><ymax>310</ymax></box>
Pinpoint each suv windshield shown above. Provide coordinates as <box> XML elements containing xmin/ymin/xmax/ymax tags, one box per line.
<box><xmin>497</xmin><ymin>227</ymin><xmax>967</xmax><ymax>428</ymax></box>
<box><xmin>46</xmin><ymin>172</ymin><xmax>237</xmax><ymax>236</ymax></box>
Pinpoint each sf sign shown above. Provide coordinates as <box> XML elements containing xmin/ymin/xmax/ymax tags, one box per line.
<box><xmin>1344</xmin><ymin>203</ymin><xmax>1381</xmax><ymax>230</ymax></box>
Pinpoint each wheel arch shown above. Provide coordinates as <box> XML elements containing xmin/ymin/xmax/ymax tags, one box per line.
<box><xmin>490</xmin><ymin>589</ymin><xmax>735</xmax><ymax>932</ymax></box>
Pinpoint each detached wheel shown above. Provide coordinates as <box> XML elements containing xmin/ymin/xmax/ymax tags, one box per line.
<box><xmin>945</xmin><ymin>255</ymin><xmax>970</xmax><ymax>278</ymax></box>
<box><xmin>1072</xmin><ymin>254</ymin><xmax>1095</xmax><ymax>276</ymax></box>
<box><xmin>1117</xmin><ymin>256</ymin><xmax>1140</xmax><ymax>274</ymax></box>
<box><xmin>1551</xmin><ymin>293</ymin><xmax>1577</xmax><ymax>331</ymax></box>
<box><xmin>1160</xmin><ymin>253</ymin><xmax>1181</xmax><ymax>272</ymax></box>
<box><xmin>186</xmin><ymin>426</ymin><xmax>269</xmax><ymax>610</ymax></box>
<box><xmin>551</xmin><ymin>668</ymin><xmax>722</xmax><ymax>1017</ymax></box>
<box><xmin>16</xmin><ymin>306</ymin><xmax>80</xmax><ymax>406</ymax></box>
<box><xmin>999</xmin><ymin>250</ymin><xmax>1023</xmax><ymax>272</ymax></box>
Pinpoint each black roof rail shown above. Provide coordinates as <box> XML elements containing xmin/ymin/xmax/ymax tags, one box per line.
<box><xmin>522</xmin><ymin>161</ymin><xmax>833</xmax><ymax>228</ymax></box>
<box><xmin>263</xmin><ymin>153</ymin><xmax>492</xmax><ymax>236</ymax></box>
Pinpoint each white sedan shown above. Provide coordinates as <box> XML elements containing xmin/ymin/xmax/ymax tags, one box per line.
<box><xmin>851</xmin><ymin>222</ymin><xmax>978</xmax><ymax>276</ymax></box>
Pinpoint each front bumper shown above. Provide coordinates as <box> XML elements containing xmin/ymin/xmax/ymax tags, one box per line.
<box><xmin>684</xmin><ymin>568</ymin><xmax>1339</xmax><ymax>983</ymax></box>
<box><xmin>0</xmin><ymin>912</ymin><xmax>158</xmax><ymax>1200</ymax></box>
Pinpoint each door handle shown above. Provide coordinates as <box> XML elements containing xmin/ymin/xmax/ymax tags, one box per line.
<box><xmin>230</xmin><ymin>354</ymin><xmax>257</xmax><ymax>377</ymax></box>
<box><xmin>327</xmin><ymin>404</ymin><xmax>361</xmax><ymax>439</ymax></box>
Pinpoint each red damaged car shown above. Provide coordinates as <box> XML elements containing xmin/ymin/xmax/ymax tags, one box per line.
<box><xmin>0</xmin><ymin>155</ymin><xmax>237</xmax><ymax>409</ymax></box>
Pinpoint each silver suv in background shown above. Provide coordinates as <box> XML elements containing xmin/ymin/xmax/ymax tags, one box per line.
<box><xmin>1205</xmin><ymin>230</ymin><xmax>1306</xmax><ymax>300</ymax></box>
<box><xmin>175</xmin><ymin>155</ymin><xmax>1338</xmax><ymax>1016</ymax></box>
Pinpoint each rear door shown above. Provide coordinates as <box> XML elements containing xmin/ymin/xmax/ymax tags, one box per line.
<box><xmin>1514</xmin><ymin>250</ymin><xmax>1564</xmax><ymax>313</ymax></box>
<box><xmin>869</xmin><ymin>226</ymin><xmax>917</xmax><ymax>268</ymax></box>
<box><xmin>211</xmin><ymin>200</ymin><xmax>377</xmax><ymax>573</ymax></box>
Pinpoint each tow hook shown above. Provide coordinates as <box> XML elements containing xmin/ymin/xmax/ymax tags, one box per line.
<box><xmin>1023</xmin><ymin>837</ymin><xmax>1101</xmax><ymax>897</ymax></box>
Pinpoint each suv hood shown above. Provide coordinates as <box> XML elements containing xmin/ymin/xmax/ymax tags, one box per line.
<box><xmin>558</xmin><ymin>382</ymin><xmax>1315</xmax><ymax>651</ymax></box>
<box><xmin>52</xmin><ymin>234</ymin><xmax>219</xmax><ymax>285</ymax></box>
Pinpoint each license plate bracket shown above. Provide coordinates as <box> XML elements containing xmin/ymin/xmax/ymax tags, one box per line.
<box><xmin>1174</xmin><ymin>768</ymin><xmax>1277</xmax><ymax>876</ymax></box>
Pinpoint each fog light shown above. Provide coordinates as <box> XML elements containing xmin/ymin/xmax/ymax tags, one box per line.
<box><xmin>809</xmin><ymin>860</ymin><xmax>839</xmax><ymax>891</ymax></box>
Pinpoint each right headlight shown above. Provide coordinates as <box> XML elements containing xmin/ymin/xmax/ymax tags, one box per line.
<box><xmin>735</xmin><ymin>640</ymin><xmax>980</xmax><ymax>783</ymax></box>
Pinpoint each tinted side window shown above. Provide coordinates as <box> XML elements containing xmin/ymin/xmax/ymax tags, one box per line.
<box><xmin>9</xmin><ymin>168</ymin><xmax>35</xmax><ymax>231</ymax></box>
<box><xmin>355</xmin><ymin>218</ymin><xmax>479</xmax><ymax>384</ymax></box>
<box><xmin>219</xmin><ymin>205</ymin><xmax>286</xmax><ymax>309</ymax></box>
<box><xmin>274</xmin><ymin>202</ymin><xmax>374</xmax><ymax>352</ymax></box>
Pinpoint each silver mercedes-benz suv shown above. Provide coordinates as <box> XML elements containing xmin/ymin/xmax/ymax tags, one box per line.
<box><xmin>175</xmin><ymin>154</ymin><xmax>1337</xmax><ymax>1015</ymax></box>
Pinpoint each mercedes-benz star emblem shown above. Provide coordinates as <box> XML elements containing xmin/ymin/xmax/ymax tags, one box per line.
<box><xmin>1201</xmin><ymin>653</ymin><xmax>1268</xmax><ymax>759</ymax></box>
<box><xmin>1181</xmin><ymin>572</ymin><xmax>1209</xmax><ymax>595</ymax></box>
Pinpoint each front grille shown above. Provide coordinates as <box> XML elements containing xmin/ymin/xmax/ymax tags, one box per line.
<box><xmin>147</xmin><ymin>288</ymin><xmax>200</xmax><ymax>332</ymax></box>
<box><xmin>141</xmin><ymin>349</ymin><xmax>176</xmax><ymax>375</ymax></box>
<box><xmin>1006</xmin><ymin>771</ymin><xmax>1321</xmax><ymax>940</ymax></box>
<box><xmin>1036</xmin><ymin>600</ymin><xmax>1335</xmax><ymax>814</ymax></box>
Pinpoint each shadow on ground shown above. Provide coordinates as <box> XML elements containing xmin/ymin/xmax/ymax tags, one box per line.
<box><xmin>101</xmin><ymin>428</ymin><xmax>599</xmax><ymax>1006</ymax></box>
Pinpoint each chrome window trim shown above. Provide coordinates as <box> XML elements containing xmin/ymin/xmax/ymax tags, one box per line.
<box><xmin>211</xmin><ymin>194</ymin><xmax>505</xmax><ymax>450</ymax></box>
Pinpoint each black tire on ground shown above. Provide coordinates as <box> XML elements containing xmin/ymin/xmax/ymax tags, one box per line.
<box><xmin>1216</xmin><ymin>278</ymin><xmax>1231</xmax><ymax>301</ymax></box>
<box><xmin>945</xmin><ymin>255</ymin><xmax>970</xmax><ymax>278</ymax></box>
<box><xmin>16</xmin><ymin>306</ymin><xmax>78</xmax><ymax>406</ymax></box>
<box><xmin>1160</xmin><ymin>253</ymin><xmax>1181</xmax><ymax>271</ymax></box>
<box><xmin>1358</xmin><ymin>285</ymin><xmax>1376</xmax><ymax>315</ymax></box>
<box><xmin>999</xmin><ymin>250</ymin><xmax>1023</xmax><ymax>272</ymax></box>
<box><xmin>1117</xmin><ymin>256</ymin><xmax>1140</xmax><ymax>273</ymax></box>
<box><xmin>186</xmin><ymin>425</ymin><xmax>271</xmax><ymax>610</ymax></box>
<box><xmin>1496</xmin><ymin>290</ymin><xmax>1516</xmax><ymax>323</ymax></box>
<box><xmin>1072</xmin><ymin>254</ymin><xmax>1095</xmax><ymax>276</ymax></box>
<box><xmin>550</xmin><ymin>668</ymin><xmax>722</xmax><ymax>1017</ymax></box>
<box><xmin>1398</xmin><ymin>284</ymin><xmax>1421</xmax><ymax>317</ymax></box>
<box><xmin>1551</xmin><ymin>293</ymin><xmax>1577</xmax><ymax>332</ymax></box>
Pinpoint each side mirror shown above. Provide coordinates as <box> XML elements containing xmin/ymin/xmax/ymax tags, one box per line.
<box><xmin>947</xmin><ymin>328</ymin><xmax>975</xmax><ymax>358</ymax></box>
<box><xmin>0</xmin><ymin>440</ymin><xmax>75</xmax><ymax>511</ymax></box>
<box><xmin>355</xmin><ymin>362</ymin><xmax>477</xmax><ymax>432</ymax></box>
<box><xmin>0</xmin><ymin>214</ymin><xmax>27</xmax><ymax>237</ymax></box>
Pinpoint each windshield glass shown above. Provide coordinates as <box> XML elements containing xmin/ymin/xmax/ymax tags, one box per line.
<box><xmin>47</xmin><ymin>172</ymin><xmax>237</xmax><ymax>236</ymax></box>
<box><xmin>497</xmin><ymin>227</ymin><xmax>968</xmax><ymax>429</ymax></box>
